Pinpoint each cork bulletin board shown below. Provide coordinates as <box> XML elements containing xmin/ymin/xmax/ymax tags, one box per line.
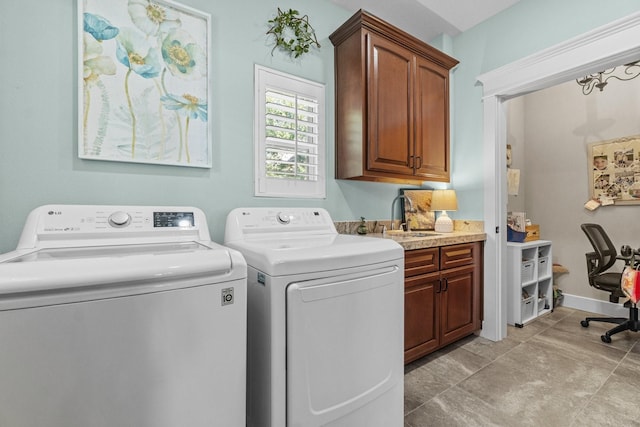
<box><xmin>588</xmin><ymin>135</ymin><xmax>640</xmax><ymax>205</ymax></box>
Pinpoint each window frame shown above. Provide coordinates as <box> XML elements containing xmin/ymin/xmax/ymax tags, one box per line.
<box><xmin>254</xmin><ymin>64</ymin><xmax>326</xmax><ymax>199</ymax></box>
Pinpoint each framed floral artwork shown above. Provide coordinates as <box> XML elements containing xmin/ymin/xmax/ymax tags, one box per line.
<box><xmin>78</xmin><ymin>0</ymin><xmax>212</xmax><ymax>168</ymax></box>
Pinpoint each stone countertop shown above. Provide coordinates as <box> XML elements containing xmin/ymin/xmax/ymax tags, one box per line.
<box><xmin>368</xmin><ymin>230</ymin><xmax>487</xmax><ymax>250</ymax></box>
<box><xmin>334</xmin><ymin>219</ymin><xmax>486</xmax><ymax>251</ymax></box>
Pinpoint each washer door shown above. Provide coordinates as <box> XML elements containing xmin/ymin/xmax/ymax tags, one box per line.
<box><xmin>286</xmin><ymin>265</ymin><xmax>403</xmax><ymax>426</ymax></box>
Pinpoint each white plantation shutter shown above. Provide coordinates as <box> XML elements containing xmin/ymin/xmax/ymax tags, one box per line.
<box><xmin>255</xmin><ymin>65</ymin><xmax>326</xmax><ymax>198</ymax></box>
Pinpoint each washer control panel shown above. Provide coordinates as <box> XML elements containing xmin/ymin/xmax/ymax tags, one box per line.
<box><xmin>19</xmin><ymin>205</ymin><xmax>211</xmax><ymax>248</ymax></box>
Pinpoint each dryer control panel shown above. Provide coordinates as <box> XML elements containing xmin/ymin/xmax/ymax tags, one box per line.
<box><xmin>225</xmin><ymin>207</ymin><xmax>337</xmax><ymax>242</ymax></box>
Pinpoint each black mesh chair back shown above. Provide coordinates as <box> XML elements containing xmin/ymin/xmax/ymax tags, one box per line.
<box><xmin>580</xmin><ymin>223</ymin><xmax>640</xmax><ymax>343</ymax></box>
<box><xmin>581</xmin><ymin>223</ymin><xmax>619</xmax><ymax>286</ymax></box>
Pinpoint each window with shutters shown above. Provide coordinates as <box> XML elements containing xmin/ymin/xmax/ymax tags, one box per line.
<box><xmin>254</xmin><ymin>65</ymin><xmax>326</xmax><ymax>198</ymax></box>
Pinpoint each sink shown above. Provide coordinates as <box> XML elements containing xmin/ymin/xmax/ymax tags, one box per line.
<box><xmin>385</xmin><ymin>230</ymin><xmax>442</xmax><ymax>238</ymax></box>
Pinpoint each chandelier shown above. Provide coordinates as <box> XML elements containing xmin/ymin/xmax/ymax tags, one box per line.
<box><xmin>576</xmin><ymin>60</ymin><xmax>640</xmax><ymax>95</ymax></box>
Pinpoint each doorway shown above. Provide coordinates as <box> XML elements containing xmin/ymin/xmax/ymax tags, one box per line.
<box><xmin>477</xmin><ymin>12</ymin><xmax>640</xmax><ymax>341</ymax></box>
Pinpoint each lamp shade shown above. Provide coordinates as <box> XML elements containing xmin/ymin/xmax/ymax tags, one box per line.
<box><xmin>431</xmin><ymin>190</ymin><xmax>457</xmax><ymax>212</ymax></box>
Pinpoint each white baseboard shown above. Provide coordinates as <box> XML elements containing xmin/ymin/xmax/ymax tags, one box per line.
<box><xmin>561</xmin><ymin>293</ymin><xmax>628</xmax><ymax>317</ymax></box>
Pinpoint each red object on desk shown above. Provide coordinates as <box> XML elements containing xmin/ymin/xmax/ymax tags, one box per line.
<box><xmin>621</xmin><ymin>266</ymin><xmax>640</xmax><ymax>304</ymax></box>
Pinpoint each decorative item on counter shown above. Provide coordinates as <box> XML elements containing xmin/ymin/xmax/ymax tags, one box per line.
<box><xmin>266</xmin><ymin>8</ymin><xmax>320</xmax><ymax>58</ymax></box>
<box><xmin>357</xmin><ymin>217</ymin><xmax>367</xmax><ymax>235</ymax></box>
<box><xmin>400</xmin><ymin>189</ymin><xmax>435</xmax><ymax>230</ymax></box>
<box><xmin>431</xmin><ymin>189</ymin><xmax>457</xmax><ymax>233</ymax></box>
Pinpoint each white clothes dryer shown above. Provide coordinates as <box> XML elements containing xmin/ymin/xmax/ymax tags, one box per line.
<box><xmin>0</xmin><ymin>205</ymin><xmax>247</xmax><ymax>427</ymax></box>
<box><xmin>225</xmin><ymin>207</ymin><xmax>404</xmax><ymax>427</ymax></box>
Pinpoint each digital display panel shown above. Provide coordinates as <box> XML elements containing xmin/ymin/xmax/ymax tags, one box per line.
<box><xmin>153</xmin><ymin>212</ymin><xmax>195</xmax><ymax>228</ymax></box>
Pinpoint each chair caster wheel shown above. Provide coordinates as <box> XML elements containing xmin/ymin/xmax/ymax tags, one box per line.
<box><xmin>581</xmin><ymin>320</ymin><xmax>589</xmax><ymax>327</ymax></box>
<box><xmin>601</xmin><ymin>334</ymin><xmax>611</xmax><ymax>343</ymax></box>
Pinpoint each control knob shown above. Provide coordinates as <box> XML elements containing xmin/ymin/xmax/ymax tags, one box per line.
<box><xmin>276</xmin><ymin>212</ymin><xmax>290</xmax><ymax>224</ymax></box>
<box><xmin>108</xmin><ymin>211</ymin><xmax>131</xmax><ymax>228</ymax></box>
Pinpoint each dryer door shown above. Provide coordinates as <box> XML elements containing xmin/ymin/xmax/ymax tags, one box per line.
<box><xmin>286</xmin><ymin>264</ymin><xmax>403</xmax><ymax>426</ymax></box>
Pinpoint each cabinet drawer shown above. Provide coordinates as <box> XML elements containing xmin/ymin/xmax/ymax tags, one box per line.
<box><xmin>440</xmin><ymin>243</ymin><xmax>476</xmax><ymax>270</ymax></box>
<box><xmin>405</xmin><ymin>248</ymin><xmax>439</xmax><ymax>277</ymax></box>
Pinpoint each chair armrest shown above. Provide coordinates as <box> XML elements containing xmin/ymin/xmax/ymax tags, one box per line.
<box><xmin>585</xmin><ymin>252</ymin><xmax>598</xmax><ymax>277</ymax></box>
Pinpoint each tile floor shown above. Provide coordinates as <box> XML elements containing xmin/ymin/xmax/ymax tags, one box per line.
<box><xmin>404</xmin><ymin>306</ymin><xmax>640</xmax><ymax>426</ymax></box>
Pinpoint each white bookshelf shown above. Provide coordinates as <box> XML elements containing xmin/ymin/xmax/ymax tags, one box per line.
<box><xmin>507</xmin><ymin>240</ymin><xmax>553</xmax><ymax>327</ymax></box>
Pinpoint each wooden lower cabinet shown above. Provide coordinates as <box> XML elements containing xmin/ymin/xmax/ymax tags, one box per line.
<box><xmin>404</xmin><ymin>242</ymin><xmax>483</xmax><ymax>364</ymax></box>
<box><xmin>404</xmin><ymin>272</ymin><xmax>439</xmax><ymax>361</ymax></box>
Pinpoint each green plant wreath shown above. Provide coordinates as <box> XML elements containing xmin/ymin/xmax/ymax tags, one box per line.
<box><xmin>267</xmin><ymin>8</ymin><xmax>321</xmax><ymax>58</ymax></box>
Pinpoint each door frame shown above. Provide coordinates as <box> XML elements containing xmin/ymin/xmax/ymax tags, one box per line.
<box><xmin>477</xmin><ymin>12</ymin><xmax>640</xmax><ymax>341</ymax></box>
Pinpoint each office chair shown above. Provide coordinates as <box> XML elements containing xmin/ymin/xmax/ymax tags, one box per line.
<box><xmin>580</xmin><ymin>223</ymin><xmax>640</xmax><ymax>343</ymax></box>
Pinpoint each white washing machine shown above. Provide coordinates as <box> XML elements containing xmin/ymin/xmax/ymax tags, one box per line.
<box><xmin>0</xmin><ymin>205</ymin><xmax>247</xmax><ymax>427</ymax></box>
<box><xmin>224</xmin><ymin>207</ymin><xmax>404</xmax><ymax>427</ymax></box>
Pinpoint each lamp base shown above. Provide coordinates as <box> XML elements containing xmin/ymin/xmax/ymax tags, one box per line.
<box><xmin>434</xmin><ymin>212</ymin><xmax>454</xmax><ymax>233</ymax></box>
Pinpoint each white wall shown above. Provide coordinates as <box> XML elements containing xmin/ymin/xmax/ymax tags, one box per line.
<box><xmin>506</xmin><ymin>97</ymin><xmax>526</xmax><ymax>212</ymax></box>
<box><xmin>507</xmin><ymin>74</ymin><xmax>640</xmax><ymax>301</ymax></box>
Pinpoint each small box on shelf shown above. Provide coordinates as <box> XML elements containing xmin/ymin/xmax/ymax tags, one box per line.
<box><xmin>525</xmin><ymin>224</ymin><xmax>540</xmax><ymax>241</ymax></box>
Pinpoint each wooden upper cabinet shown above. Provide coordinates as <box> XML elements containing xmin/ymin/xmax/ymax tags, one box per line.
<box><xmin>414</xmin><ymin>57</ymin><xmax>450</xmax><ymax>180</ymax></box>
<box><xmin>367</xmin><ymin>33</ymin><xmax>414</xmax><ymax>176</ymax></box>
<box><xmin>330</xmin><ymin>10</ymin><xmax>459</xmax><ymax>184</ymax></box>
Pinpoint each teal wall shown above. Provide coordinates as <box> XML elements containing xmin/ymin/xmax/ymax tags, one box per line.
<box><xmin>1</xmin><ymin>0</ymin><xmax>640</xmax><ymax>253</ymax></box>
<box><xmin>0</xmin><ymin>0</ymin><xmax>409</xmax><ymax>252</ymax></box>
<box><xmin>451</xmin><ymin>0</ymin><xmax>640</xmax><ymax>219</ymax></box>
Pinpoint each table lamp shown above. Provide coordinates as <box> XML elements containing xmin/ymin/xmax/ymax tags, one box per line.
<box><xmin>431</xmin><ymin>189</ymin><xmax>457</xmax><ymax>233</ymax></box>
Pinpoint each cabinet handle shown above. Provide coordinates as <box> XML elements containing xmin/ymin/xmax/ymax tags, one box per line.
<box><xmin>409</xmin><ymin>155</ymin><xmax>414</xmax><ymax>168</ymax></box>
<box><xmin>442</xmin><ymin>278</ymin><xmax>448</xmax><ymax>292</ymax></box>
<box><xmin>436</xmin><ymin>279</ymin><xmax>442</xmax><ymax>293</ymax></box>
<box><xmin>415</xmin><ymin>156</ymin><xmax>422</xmax><ymax>169</ymax></box>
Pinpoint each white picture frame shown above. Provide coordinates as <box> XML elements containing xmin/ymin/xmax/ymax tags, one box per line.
<box><xmin>78</xmin><ymin>0</ymin><xmax>212</xmax><ymax>168</ymax></box>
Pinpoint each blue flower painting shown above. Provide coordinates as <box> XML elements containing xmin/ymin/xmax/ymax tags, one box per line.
<box><xmin>79</xmin><ymin>0</ymin><xmax>211</xmax><ymax>168</ymax></box>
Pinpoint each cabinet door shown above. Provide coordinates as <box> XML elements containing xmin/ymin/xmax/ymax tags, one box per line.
<box><xmin>439</xmin><ymin>265</ymin><xmax>475</xmax><ymax>347</ymax></box>
<box><xmin>366</xmin><ymin>33</ymin><xmax>414</xmax><ymax>175</ymax></box>
<box><xmin>404</xmin><ymin>272</ymin><xmax>440</xmax><ymax>363</ymax></box>
<box><xmin>414</xmin><ymin>56</ymin><xmax>450</xmax><ymax>181</ymax></box>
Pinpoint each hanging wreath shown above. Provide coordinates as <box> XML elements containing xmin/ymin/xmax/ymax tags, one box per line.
<box><xmin>267</xmin><ymin>8</ymin><xmax>321</xmax><ymax>58</ymax></box>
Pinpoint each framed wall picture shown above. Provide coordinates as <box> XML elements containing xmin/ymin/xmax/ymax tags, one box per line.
<box><xmin>79</xmin><ymin>0</ymin><xmax>212</xmax><ymax>168</ymax></box>
<box><xmin>588</xmin><ymin>135</ymin><xmax>640</xmax><ymax>205</ymax></box>
<box><xmin>400</xmin><ymin>189</ymin><xmax>436</xmax><ymax>230</ymax></box>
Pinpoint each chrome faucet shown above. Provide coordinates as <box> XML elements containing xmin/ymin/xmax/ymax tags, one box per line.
<box><xmin>391</xmin><ymin>195</ymin><xmax>415</xmax><ymax>231</ymax></box>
